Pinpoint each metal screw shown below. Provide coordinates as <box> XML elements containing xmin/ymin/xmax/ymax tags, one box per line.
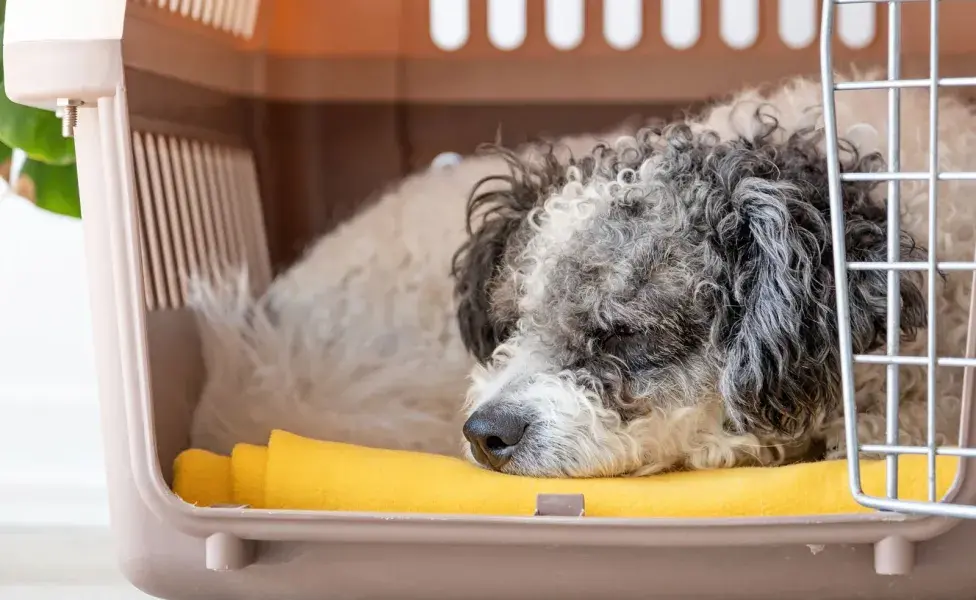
<box><xmin>57</xmin><ymin>99</ymin><xmax>84</xmax><ymax>138</ymax></box>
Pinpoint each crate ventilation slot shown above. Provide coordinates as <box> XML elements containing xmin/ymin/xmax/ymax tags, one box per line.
<box><xmin>132</xmin><ymin>0</ymin><xmax>260</xmax><ymax>39</ymax></box>
<box><xmin>131</xmin><ymin>132</ymin><xmax>271</xmax><ymax>311</ymax></box>
<box><xmin>430</xmin><ymin>0</ymin><xmax>876</xmax><ymax>52</ymax></box>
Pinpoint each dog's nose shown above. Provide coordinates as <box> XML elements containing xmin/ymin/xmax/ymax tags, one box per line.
<box><xmin>463</xmin><ymin>405</ymin><xmax>528</xmax><ymax>471</ymax></box>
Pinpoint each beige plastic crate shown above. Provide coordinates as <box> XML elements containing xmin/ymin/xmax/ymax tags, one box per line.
<box><xmin>7</xmin><ymin>1</ymin><xmax>976</xmax><ymax>598</ymax></box>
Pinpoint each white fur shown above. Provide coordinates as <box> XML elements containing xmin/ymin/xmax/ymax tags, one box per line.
<box><xmin>188</xmin><ymin>129</ymin><xmax>635</xmax><ymax>456</ymax></box>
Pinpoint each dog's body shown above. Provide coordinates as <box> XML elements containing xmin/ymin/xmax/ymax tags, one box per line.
<box><xmin>188</xmin><ymin>129</ymin><xmax>626</xmax><ymax>457</ymax></box>
<box><xmin>190</xmin><ymin>74</ymin><xmax>974</xmax><ymax>478</ymax></box>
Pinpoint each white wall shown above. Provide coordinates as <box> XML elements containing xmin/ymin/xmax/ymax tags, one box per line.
<box><xmin>0</xmin><ymin>190</ymin><xmax>153</xmax><ymax>598</ymax></box>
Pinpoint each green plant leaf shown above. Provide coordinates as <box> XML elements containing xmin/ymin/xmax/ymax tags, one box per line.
<box><xmin>20</xmin><ymin>158</ymin><xmax>80</xmax><ymax>218</ymax></box>
<box><xmin>0</xmin><ymin>81</ymin><xmax>76</xmax><ymax>166</ymax></box>
<box><xmin>0</xmin><ymin>24</ymin><xmax>6</xmax><ymax>81</ymax></box>
<box><xmin>0</xmin><ymin>140</ymin><xmax>12</xmax><ymax>185</ymax></box>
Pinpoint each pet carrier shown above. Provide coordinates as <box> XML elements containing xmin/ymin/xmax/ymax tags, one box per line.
<box><xmin>6</xmin><ymin>0</ymin><xmax>976</xmax><ymax>598</ymax></box>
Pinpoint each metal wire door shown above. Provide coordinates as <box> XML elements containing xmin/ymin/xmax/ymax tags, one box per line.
<box><xmin>821</xmin><ymin>0</ymin><xmax>976</xmax><ymax>518</ymax></box>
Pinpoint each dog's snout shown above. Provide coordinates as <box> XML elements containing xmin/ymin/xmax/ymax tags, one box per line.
<box><xmin>463</xmin><ymin>405</ymin><xmax>528</xmax><ymax>471</ymax></box>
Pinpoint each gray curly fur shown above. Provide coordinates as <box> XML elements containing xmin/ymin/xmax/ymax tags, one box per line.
<box><xmin>452</xmin><ymin>107</ymin><xmax>927</xmax><ymax>450</ymax></box>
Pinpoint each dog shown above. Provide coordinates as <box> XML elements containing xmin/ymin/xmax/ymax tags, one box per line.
<box><xmin>189</xmin><ymin>73</ymin><xmax>974</xmax><ymax>479</ymax></box>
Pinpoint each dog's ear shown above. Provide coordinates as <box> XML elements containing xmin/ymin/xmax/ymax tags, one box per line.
<box><xmin>714</xmin><ymin>128</ymin><xmax>926</xmax><ymax>438</ymax></box>
<box><xmin>451</xmin><ymin>147</ymin><xmax>560</xmax><ymax>362</ymax></box>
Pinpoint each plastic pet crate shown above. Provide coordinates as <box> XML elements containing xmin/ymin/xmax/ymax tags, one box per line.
<box><xmin>6</xmin><ymin>0</ymin><xmax>976</xmax><ymax>598</ymax></box>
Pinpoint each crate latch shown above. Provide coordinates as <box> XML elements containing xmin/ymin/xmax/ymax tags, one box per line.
<box><xmin>534</xmin><ymin>493</ymin><xmax>585</xmax><ymax>517</ymax></box>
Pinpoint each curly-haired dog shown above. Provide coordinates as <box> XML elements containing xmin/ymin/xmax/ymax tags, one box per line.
<box><xmin>189</xmin><ymin>74</ymin><xmax>974</xmax><ymax>479</ymax></box>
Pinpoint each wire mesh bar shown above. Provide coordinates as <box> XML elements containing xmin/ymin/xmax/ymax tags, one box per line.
<box><xmin>854</xmin><ymin>355</ymin><xmax>976</xmax><ymax>368</ymax></box>
<box><xmin>861</xmin><ymin>445</ymin><xmax>976</xmax><ymax>458</ymax></box>
<box><xmin>885</xmin><ymin>0</ymin><xmax>902</xmax><ymax>501</ymax></box>
<box><xmin>847</xmin><ymin>261</ymin><xmax>976</xmax><ymax>270</ymax></box>
<box><xmin>835</xmin><ymin>77</ymin><xmax>976</xmax><ymax>90</ymax></box>
<box><xmin>841</xmin><ymin>172</ymin><xmax>976</xmax><ymax>181</ymax></box>
<box><xmin>820</xmin><ymin>0</ymin><xmax>865</xmax><ymax>499</ymax></box>
<box><xmin>856</xmin><ymin>495</ymin><xmax>976</xmax><ymax>519</ymax></box>
<box><xmin>925</xmin><ymin>0</ymin><xmax>940</xmax><ymax>504</ymax></box>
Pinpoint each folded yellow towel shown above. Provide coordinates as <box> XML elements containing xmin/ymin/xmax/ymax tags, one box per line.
<box><xmin>172</xmin><ymin>430</ymin><xmax>958</xmax><ymax>517</ymax></box>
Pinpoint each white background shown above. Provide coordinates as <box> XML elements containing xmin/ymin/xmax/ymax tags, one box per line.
<box><xmin>0</xmin><ymin>189</ymin><xmax>152</xmax><ymax>598</ymax></box>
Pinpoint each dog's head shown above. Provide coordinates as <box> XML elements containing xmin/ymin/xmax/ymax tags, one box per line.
<box><xmin>451</xmin><ymin>112</ymin><xmax>926</xmax><ymax>478</ymax></box>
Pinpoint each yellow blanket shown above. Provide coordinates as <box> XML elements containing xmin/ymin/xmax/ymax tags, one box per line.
<box><xmin>172</xmin><ymin>430</ymin><xmax>957</xmax><ymax>517</ymax></box>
